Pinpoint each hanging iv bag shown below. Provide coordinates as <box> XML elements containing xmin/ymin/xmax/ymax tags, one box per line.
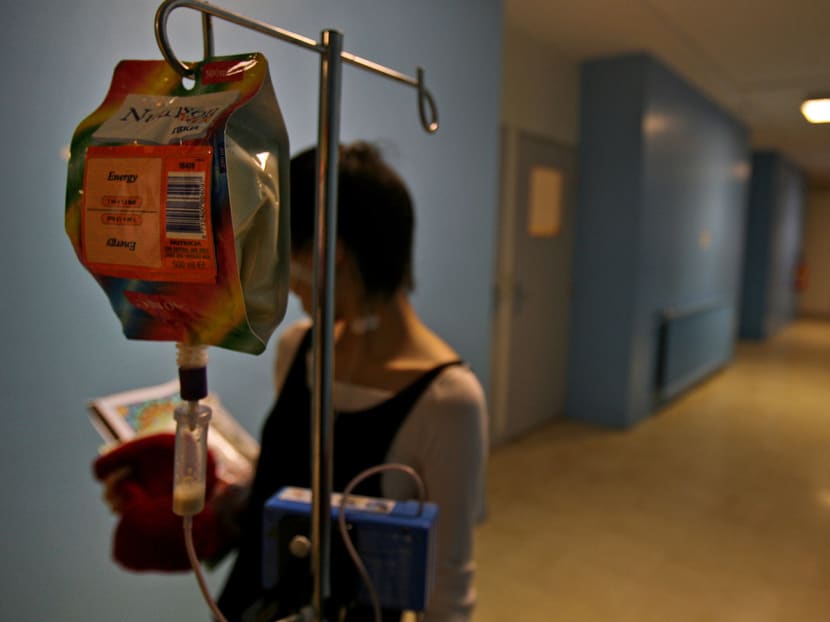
<box><xmin>65</xmin><ymin>52</ymin><xmax>290</xmax><ymax>354</ymax></box>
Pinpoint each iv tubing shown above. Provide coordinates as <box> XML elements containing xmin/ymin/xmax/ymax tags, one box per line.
<box><xmin>338</xmin><ymin>464</ymin><xmax>427</xmax><ymax>622</ymax></box>
<box><xmin>174</xmin><ymin>343</ymin><xmax>211</xmax><ymax>517</ymax></box>
<box><xmin>176</xmin><ymin>343</ymin><xmax>220</xmax><ymax>617</ymax></box>
<box><xmin>184</xmin><ymin>516</ymin><xmax>230</xmax><ymax>622</ymax></box>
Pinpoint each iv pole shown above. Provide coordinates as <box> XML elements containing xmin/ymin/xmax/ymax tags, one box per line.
<box><xmin>154</xmin><ymin>2</ymin><xmax>439</xmax><ymax>620</ymax></box>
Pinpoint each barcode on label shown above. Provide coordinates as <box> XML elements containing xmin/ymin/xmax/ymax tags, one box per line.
<box><xmin>165</xmin><ymin>172</ymin><xmax>206</xmax><ymax>238</ymax></box>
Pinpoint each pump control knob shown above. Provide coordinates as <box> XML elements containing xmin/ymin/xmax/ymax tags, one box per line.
<box><xmin>288</xmin><ymin>535</ymin><xmax>311</xmax><ymax>559</ymax></box>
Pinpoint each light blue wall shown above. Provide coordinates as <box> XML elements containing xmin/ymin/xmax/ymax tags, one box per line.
<box><xmin>739</xmin><ymin>151</ymin><xmax>806</xmax><ymax>340</ymax></box>
<box><xmin>567</xmin><ymin>54</ymin><xmax>749</xmax><ymax>428</ymax></box>
<box><xmin>565</xmin><ymin>57</ymin><xmax>645</xmax><ymax>428</ymax></box>
<box><xmin>0</xmin><ymin>2</ymin><xmax>502</xmax><ymax>620</ymax></box>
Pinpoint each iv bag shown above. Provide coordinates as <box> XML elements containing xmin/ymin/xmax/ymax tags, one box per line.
<box><xmin>65</xmin><ymin>53</ymin><xmax>290</xmax><ymax>355</ymax></box>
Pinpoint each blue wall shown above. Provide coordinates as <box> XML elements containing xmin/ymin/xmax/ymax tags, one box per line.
<box><xmin>567</xmin><ymin>54</ymin><xmax>750</xmax><ymax>428</ymax></box>
<box><xmin>740</xmin><ymin>151</ymin><xmax>806</xmax><ymax>340</ymax></box>
<box><xmin>0</xmin><ymin>2</ymin><xmax>502</xmax><ymax>620</ymax></box>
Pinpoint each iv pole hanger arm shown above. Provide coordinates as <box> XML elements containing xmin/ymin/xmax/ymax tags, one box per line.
<box><xmin>154</xmin><ymin>0</ymin><xmax>438</xmax><ymax>132</ymax></box>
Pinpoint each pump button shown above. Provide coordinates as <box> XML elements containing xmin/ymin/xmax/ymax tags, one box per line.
<box><xmin>288</xmin><ymin>535</ymin><xmax>311</xmax><ymax>559</ymax></box>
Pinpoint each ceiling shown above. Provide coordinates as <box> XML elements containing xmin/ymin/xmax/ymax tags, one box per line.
<box><xmin>505</xmin><ymin>0</ymin><xmax>830</xmax><ymax>187</ymax></box>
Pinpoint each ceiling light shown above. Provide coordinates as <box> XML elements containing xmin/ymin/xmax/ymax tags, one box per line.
<box><xmin>801</xmin><ymin>97</ymin><xmax>830</xmax><ymax>124</ymax></box>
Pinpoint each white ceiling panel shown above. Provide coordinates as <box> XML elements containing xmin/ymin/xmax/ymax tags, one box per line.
<box><xmin>506</xmin><ymin>0</ymin><xmax>830</xmax><ymax>184</ymax></box>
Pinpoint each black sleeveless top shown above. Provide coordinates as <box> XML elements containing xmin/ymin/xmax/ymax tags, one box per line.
<box><xmin>218</xmin><ymin>328</ymin><xmax>461</xmax><ymax>621</ymax></box>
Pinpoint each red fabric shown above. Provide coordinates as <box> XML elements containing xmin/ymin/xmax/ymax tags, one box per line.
<box><xmin>93</xmin><ymin>433</ymin><xmax>223</xmax><ymax>572</ymax></box>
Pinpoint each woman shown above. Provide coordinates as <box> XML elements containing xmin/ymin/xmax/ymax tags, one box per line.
<box><xmin>96</xmin><ymin>142</ymin><xmax>488</xmax><ymax>622</ymax></box>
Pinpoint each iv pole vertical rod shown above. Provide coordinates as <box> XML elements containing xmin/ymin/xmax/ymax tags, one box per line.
<box><xmin>311</xmin><ymin>28</ymin><xmax>343</xmax><ymax>622</ymax></box>
<box><xmin>200</xmin><ymin>12</ymin><xmax>214</xmax><ymax>58</ymax></box>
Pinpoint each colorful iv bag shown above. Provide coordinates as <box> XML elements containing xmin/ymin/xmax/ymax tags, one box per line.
<box><xmin>65</xmin><ymin>53</ymin><xmax>290</xmax><ymax>354</ymax></box>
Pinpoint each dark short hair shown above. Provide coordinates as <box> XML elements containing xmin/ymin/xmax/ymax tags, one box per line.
<box><xmin>290</xmin><ymin>141</ymin><xmax>414</xmax><ymax>300</ymax></box>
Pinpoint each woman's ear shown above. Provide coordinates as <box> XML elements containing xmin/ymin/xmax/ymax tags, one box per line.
<box><xmin>334</xmin><ymin>241</ymin><xmax>366</xmax><ymax>298</ymax></box>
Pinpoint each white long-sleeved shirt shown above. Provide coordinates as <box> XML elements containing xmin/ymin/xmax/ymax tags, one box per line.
<box><xmin>274</xmin><ymin>320</ymin><xmax>488</xmax><ymax>622</ymax></box>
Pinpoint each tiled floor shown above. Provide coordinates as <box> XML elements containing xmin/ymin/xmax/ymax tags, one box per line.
<box><xmin>474</xmin><ymin>319</ymin><xmax>830</xmax><ymax>621</ymax></box>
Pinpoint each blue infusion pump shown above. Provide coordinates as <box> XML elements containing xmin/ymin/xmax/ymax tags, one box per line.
<box><xmin>263</xmin><ymin>487</ymin><xmax>439</xmax><ymax>611</ymax></box>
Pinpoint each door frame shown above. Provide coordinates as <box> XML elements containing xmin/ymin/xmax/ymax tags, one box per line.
<box><xmin>490</xmin><ymin>125</ymin><xmax>577</xmax><ymax>446</ymax></box>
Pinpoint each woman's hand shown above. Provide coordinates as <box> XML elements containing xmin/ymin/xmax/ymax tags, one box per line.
<box><xmin>92</xmin><ymin>433</ymin><xmax>231</xmax><ymax>571</ymax></box>
<box><xmin>101</xmin><ymin>466</ymin><xmax>131</xmax><ymax>514</ymax></box>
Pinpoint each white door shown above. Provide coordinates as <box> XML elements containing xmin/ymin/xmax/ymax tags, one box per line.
<box><xmin>491</xmin><ymin>128</ymin><xmax>576</xmax><ymax>444</ymax></box>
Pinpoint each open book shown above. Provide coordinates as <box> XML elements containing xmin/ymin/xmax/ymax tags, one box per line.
<box><xmin>89</xmin><ymin>378</ymin><xmax>259</xmax><ymax>485</ymax></box>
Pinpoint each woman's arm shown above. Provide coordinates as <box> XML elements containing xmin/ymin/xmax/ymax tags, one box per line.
<box><xmin>384</xmin><ymin>366</ymin><xmax>489</xmax><ymax>622</ymax></box>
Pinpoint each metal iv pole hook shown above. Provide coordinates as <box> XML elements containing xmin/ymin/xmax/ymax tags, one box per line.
<box><xmin>153</xmin><ymin>0</ymin><xmax>439</xmax><ymax>133</ymax></box>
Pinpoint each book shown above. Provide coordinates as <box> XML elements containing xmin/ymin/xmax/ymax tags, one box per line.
<box><xmin>89</xmin><ymin>378</ymin><xmax>259</xmax><ymax>485</ymax></box>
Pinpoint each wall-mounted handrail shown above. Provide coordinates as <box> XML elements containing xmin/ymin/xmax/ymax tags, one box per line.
<box><xmin>660</xmin><ymin>300</ymin><xmax>729</xmax><ymax>322</ymax></box>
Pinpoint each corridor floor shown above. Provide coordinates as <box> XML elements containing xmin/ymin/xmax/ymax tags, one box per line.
<box><xmin>474</xmin><ymin>319</ymin><xmax>830</xmax><ymax>622</ymax></box>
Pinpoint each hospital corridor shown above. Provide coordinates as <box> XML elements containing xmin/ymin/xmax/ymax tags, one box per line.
<box><xmin>475</xmin><ymin>319</ymin><xmax>830</xmax><ymax>622</ymax></box>
<box><xmin>5</xmin><ymin>0</ymin><xmax>830</xmax><ymax>620</ymax></box>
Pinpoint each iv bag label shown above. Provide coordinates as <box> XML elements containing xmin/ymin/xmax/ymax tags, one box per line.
<box><xmin>82</xmin><ymin>145</ymin><xmax>216</xmax><ymax>283</ymax></box>
<box><xmin>92</xmin><ymin>92</ymin><xmax>240</xmax><ymax>144</ymax></box>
